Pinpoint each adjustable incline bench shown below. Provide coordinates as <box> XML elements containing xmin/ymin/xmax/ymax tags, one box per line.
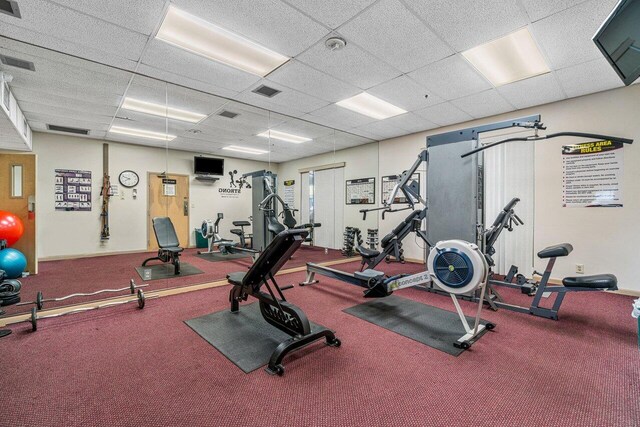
<box><xmin>142</xmin><ymin>217</ymin><xmax>183</xmax><ymax>275</ymax></box>
<box><xmin>227</xmin><ymin>229</ymin><xmax>341</xmax><ymax>375</ymax></box>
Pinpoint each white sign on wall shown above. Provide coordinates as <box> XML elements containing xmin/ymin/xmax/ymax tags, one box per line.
<box><xmin>283</xmin><ymin>179</ymin><xmax>295</xmax><ymax>207</ymax></box>
<box><xmin>562</xmin><ymin>140</ymin><xmax>624</xmax><ymax>207</ymax></box>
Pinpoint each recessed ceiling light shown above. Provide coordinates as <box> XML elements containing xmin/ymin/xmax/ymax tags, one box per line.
<box><xmin>109</xmin><ymin>125</ymin><xmax>176</xmax><ymax>141</ymax></box>
<box><xmin>462</xmin><ymin>28</ymin><xmax>550</xmax><ymax>87</ymax></box>
<box><xmin>156</xmin><ymin>5</ymin><xmax>289</xmax><ymax>77</ymax></box>
<box><xmin>121</xmin><ymin>97</ymin><xmax>207</xmax><ymax>123</ymax></box>
<box><xmin>222</xmin><ymin>145</ymin><xmax>268</xmax><ymax>155</ymax></box>
<box><xmin>257</xmin><ymin>130</ymin><xmax>311</xmax><ymax>143</ymax></box>
<box><xmin>336</xmin><ymin>92</ymin><xmax>407</xmax><ymax>120</ymax></box>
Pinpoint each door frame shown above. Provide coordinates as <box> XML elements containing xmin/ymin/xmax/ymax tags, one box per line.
<box><xmin>147</xmin><ymin>172</ymin><xmax>190</xmax><ymax>251</ymax></box>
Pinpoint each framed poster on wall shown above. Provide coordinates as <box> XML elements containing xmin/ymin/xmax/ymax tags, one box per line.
<box><xmin>346</xmin><ymin>177</ymin><xmax>375</xmax><ymax>205</ymax></box>
<box><xmin>382</xmin><ymin>173</ymin><xmax>420</xmax><ymax>204</ymax></box>
<box><xmin>54</xmin><ymin>169</ymin><xmax>92</xmax><ymax>211</ymax></box>
<box><xmin>562</xmin><ymin>140</ymin><xmax>624</xmax><ymax>207</ymax></box>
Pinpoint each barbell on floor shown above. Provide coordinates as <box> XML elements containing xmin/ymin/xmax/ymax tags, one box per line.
<box><xmin>29</xmin><ymin>289</ymin><xmax>153</xmax><ymax>332</ymax></box>
<box><xmin>18</xmin><ymin>279</ymin><xmax>149</xmax><ymax>311</ymax></box>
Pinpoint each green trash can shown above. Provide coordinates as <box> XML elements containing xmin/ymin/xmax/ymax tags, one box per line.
<box><xmin>195</xmin><ymin>228</ymin><xmax>208</xmax><ymax>249</ymax></box>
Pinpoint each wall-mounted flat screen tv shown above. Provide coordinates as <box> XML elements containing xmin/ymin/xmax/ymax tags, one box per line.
<box><xmin>194</xmin><ymin>156</ymin><xmax>224</xmax><ymax>176</ymax></box>
<box><xmin>593</xmin><ymin>0</ymin><xmax>640</xmax><ymax>85</ymax></box>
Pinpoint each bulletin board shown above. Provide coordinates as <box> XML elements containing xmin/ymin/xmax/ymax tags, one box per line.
<box><xmin>346</xmin><ymin>177</ymin><xmax>375</xmax><ymax>205</ymax></box>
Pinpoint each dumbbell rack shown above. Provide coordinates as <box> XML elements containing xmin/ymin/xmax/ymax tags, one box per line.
<box><xmin>366</xmin><ymin>229</ymin><xmax>379</xmax><ymax>250</ymax></box>
<box><xmin>341</xmin><ymin>227</ymin><xmax>363</xmax><ymax>257</ymax></box>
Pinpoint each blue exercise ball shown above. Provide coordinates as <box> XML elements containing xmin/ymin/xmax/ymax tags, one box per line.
<box><xmin>0</xmin><ymin>248</ymin><xmax>27</xmax><ymax>279</ymax></box>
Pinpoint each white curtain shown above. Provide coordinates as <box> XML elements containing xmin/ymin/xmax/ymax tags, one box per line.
<box><xmin>483</xmin><ymin>129</ymin><xmax>535</xmax><ymax>275</ymax></box>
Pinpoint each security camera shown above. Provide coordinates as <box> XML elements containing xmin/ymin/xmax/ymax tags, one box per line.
<box><xmin>0</xmin><ymin>72</ymin><xmax>14</xmax><ymax>83</ymax></box>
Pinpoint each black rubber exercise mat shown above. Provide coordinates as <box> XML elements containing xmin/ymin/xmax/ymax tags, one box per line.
<box><xmin>343</xmin><ymin>295</ymin><xmax>491</xmax><ymax>356</ymax></box>
<box><xmin>185</xmin><ymin>302</ymin><xmax>326</xmax><ymax>373</ymax></box>
<box><xmin>195</xmin><ymin>252</ymin><xmax>253</xmax><ymax>262</ymax></box>
<box><xmin>134</xmin><ymin>263</ymin><xmax>204</xmax><ymax>281</ymax></box>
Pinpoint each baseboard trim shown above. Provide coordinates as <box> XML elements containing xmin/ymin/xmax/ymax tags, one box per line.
<box><xmin>39</xmin><ymin>245</ymin><xmax>199</xmax><ymax>261</ymax></box>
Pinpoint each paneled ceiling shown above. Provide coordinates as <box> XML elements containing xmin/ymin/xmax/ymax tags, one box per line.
<box><xmin>0</xmin><ymin>0</ymin><xmax>635</xmax><ymax>162</ymax></box>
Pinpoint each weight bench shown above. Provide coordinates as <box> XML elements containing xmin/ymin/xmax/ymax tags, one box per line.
<box><xmin>356</xmin><ymin>207</ymin><xmax>429</xmax><ymax>270</ymax></box>
<box><xmin>486</xmin><ymin>243</ymin><xmax>618</xmax><ymax>320</ymax></box>
<box><xmin>227</xmin><ymin>229</ymin><xmax>340</xmax><ymax>375</ymax></box>
<box><xmin>142</xmin><ymin>217</ymin><xmax>183</xmax><ymax>275</ymax></box>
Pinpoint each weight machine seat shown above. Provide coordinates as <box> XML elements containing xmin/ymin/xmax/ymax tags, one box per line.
<box><xmin>227</xmin><ymin>229</ymin><xmax>309</xmax><ymax>293</ymax></box>
<box><xmin>230</xmin><ymin>229</ymin><xmax>243</xmax><ymax>236</ymax></box>
<box><xmin>152</xmin><ymin>217</ymin><xmax>182</xmax><ymax>249</ymax></box>
<box><xmin>563</xmin><ymin>274</ymin><xmax>618</xmax><ymax>290</ymax></box>
<box><xmin>537</xmin><ymin>243</ymin><xmax>573</xmax><ymax>259</ymax></box>
<box><xmin>266</xmin><ymin>216</ymin><xmax>286</xmax><ymax>235</ymax></box>
<box><xmin>355</xmin><ymin>245</ymin><xmax>380</xmax><ymax>259</ymax></box>
<box><xmin>380</xmin><ymin>210</ymin><xmax>422</xmax><ymax>248</ymax></box>
<box><xmin>232</xmin><ymin>221</ymin><xmax>251</xmax><ymax>227</ymax></box>
<box><xmin>354</xmin><ymin>269</ymin><xmax>385</xmax><ymax>282</ymax></box>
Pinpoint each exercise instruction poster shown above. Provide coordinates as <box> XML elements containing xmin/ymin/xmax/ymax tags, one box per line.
<box><xmin>382</xmin><ymin>173</ymin><xmax>420</xmax><ymax>204</ymax></box>
<box><xmin>346</xmin><ymin>177</ymin><xmax>375</xmax><ymax>205</ymax></box>
<box><xmin>54</xmin><ymin>169</ymin><xmax>92</xmax><ymax>211</ymax></box>
<box><xmin>562</xmin><ymin>140</ymin><xmax>623</xmax><ymax>207</ymax></box>
<box><xmin>283</xmin><ymin>180</ymin><xmax>295</xmax><ymax>208</ymax></box>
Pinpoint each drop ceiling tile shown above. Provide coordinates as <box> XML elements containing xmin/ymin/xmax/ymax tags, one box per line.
<box><xmin>266</xmin><ymin>60</ymin><xmax>361</xmax><ymax>103</ymax></box>
<box><xmin>49</xmin><ymin>0</ymin><xmax>166</xmax><ymax>35</ymax></box>
<box><xmin>141</xmin><ymin>40</ymin><xmax>261</xmax><ymax>93</ymax></box>
<box><xmin>531</xmin><ymin>0</ymin><xmax>620</xmax><ymax>69</ymax></box>
<box><xmin>14</xmin><ymin>93</ymin><xmax>120</xmax><ymax>117</ymax></box>
<box><xmin>408</xmin><ymin>55</ymin><xmax>491</xmax><ymax>100</ymax></box>
<box><xmin>23</xmin><ymin>112</ymin><xmax>110</xmax><ymax>131</ymax></box>
<box><xmin>404</xmin><ymin>0</ymin><xmax>529</xmax><ymax>51</ymax></box>
<box><xmin>339</xmin><ymin>0</ymin><xmax>452</xmax><ymax>73</ymax></box>
<box><xmin>451</xmin><ymin>89</ymin><xmax>515</xmax><ymax>118</ymax></box>
<box><xmin>135</xmin><ymin>64</ymin><xmax>241</xmax><ymax>99</ymax></box>
<box><xmin>555</xmin><ymin>58</ymin><xmax>625</xmax><ymax>98</ymax></box>
<box><xmin>519</xmin><ymin>0</ymin><xmax>588</xmax><ymax>21</ymax></box>
<box><xmin>282</xmin><ymin>0</ymin><xmax>377</xmax><ymax>29</ymax></box>
<box><xmin>367</xmin><ymin>75</ymin><xmax>445</xmax><ymax>111</ymax></box>
<box><xmin>379</xmin><ymin>112</ymin><xmax>438</xmax><ymax>134</ymax></box>
<box><xmin>21</xmin><ymin>101</ymin><xmax>115</xmax><ymax>124</ymax></box>
<box><xmin>497</xmin><ymin>73</ymin><xmax>566</xmax><ymax>109</ymax></box>
<box><xmin>0</xmin><ymin>0</ymin><xmax>148</xmax><ymax>61</ymax></box>
<box><xmin>304</xmin><ymin>104</ymin><xmax>379</xmax><ymax>130</ymax></box>
<box><xmin>352</xmin><ymin>120</ymin><xmax>408</xmax><ymax>140</ymax></box>
<box><xmin>297</xmin><ymin>38</ymin><xmax>401</xmax><ymax>89</ymax></box>
<box><xmin>123</xmin><ymin>83</ymin><xmax>229</xmax><ymax>117</ymax></box>
<box><xmin>414</xmin><ymin>102</ymin><xmax>473</xmax><ymax>127</ymax></box>
<box><xmin>171</xmin><ymin>0</ymin><xmax>329</xmax><ymax>57</ymax></box>
<box><xmin>11</xmin><ymin>87</ymin><xmax>123</xmax><ymax>110</ymax></box>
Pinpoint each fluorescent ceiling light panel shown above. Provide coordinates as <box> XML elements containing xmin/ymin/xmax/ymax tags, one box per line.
<box><xmin>462</xmin><ymin>28</ymin><xmax>550</xmax><ymax>87</ymax></box>
<box><xmin>222</xmin><ymin>145</ymin><xmax>268</xmax><ymax>155</ymax></box>
<box><xmin>257</xmin><ymin>130</ymin><xmax>311</xmax><ymax>143</ymax></box>
<box><xmin>109</xmin><ymin>125</ymin><xmax>176</xmax><ymax>141</ymax></box>
<box><xmin>156</xmin><ymin>5</ymin><xmax>289</xmax><ymax>77</ymax></box>
<box><xmin>336</xmin><ymin>92</ymin><xmax>407</xmax><ymax>120</ymax></box>
<box><xmin>122</xmin><ymin>97</ymin><xmax>206</xmax><ymax>123</ymax></box>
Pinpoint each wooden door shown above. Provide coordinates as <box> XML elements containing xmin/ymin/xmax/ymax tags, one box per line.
<box><xmin>148</xmin><ymin>173</ymin><xmax>189</xmax><ymax>251</ymax></box>
<box><xmin>0</xmin><ymin>153</ymin><xmax>37</xmax><ymax>274</ymax></box>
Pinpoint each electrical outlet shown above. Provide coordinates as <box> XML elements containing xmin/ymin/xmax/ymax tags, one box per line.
<box><xmin>576</xmin><ymin>264</ymin><xmax>584</xmax><ymax>274</ymax></box>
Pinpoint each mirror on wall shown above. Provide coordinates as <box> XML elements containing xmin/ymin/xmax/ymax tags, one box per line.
<box><xmin>0</xmin><ymin>35</ymin><xmax>379</xmax><ymax>317</ymax></box>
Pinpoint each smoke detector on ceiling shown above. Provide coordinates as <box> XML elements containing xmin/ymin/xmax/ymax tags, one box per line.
<box><xmin>325</xmin><ymin>37</ymin><xmax>346</xmax><ymax>51</ymax></box>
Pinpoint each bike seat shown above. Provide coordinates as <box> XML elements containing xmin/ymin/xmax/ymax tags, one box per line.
<box><xmin>356</xmin><ymin>245</ymin><xmax>380</xmax><ymax>259</ymax></box>
<box><xmin>563</xmin><ymin>274</ymin><xmax>617</xmax><ymax>290</ymax></box>
<box><xmin>537</xmin><ymin>243</ymin><xmax>573</xmax><ymax>259</ymax></box>
<box><xmin>354</xmin><ymin>269</ymin><xmax>385</xmax><ymax>282</ymax></box>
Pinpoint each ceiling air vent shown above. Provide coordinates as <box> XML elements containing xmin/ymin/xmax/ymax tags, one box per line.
<box><xmin>47</xmin><ymin>124</ymin><xmax>89</xmax><ymax>135</ymax></box>
<box><xmin>252</xmin><ymin>85</ymin><xmax>281</xmax><ymax>98</ymax></box>
<box><xmin>0</xmin><ymin>0</ymin><xmax>21</xmax><ymax>18</ymax></box>
<box><xmin>218</xmin><ymin>110</ymin><xmax>238</xmax><ymax>119</ymax></box>
<box><xmin>0</xmin><ymin>54</ymin><xmax>35</xmax><ymax>71</ymax></box>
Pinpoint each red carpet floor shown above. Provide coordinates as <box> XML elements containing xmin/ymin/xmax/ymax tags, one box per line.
<box><xmin>1</xmin><ymin>260</ymin><xmax>638</xmax><ymax>427</ymax></box>
<box><xmin>3</xmin><ymin>246</ymin><xmax>343</xmax><ymax>315</ymax></box>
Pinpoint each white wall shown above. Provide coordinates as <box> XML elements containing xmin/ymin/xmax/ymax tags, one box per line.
<box><xmin>32</xmin><ymin>132</ymin><xmax>273</xmax><ymax>258</ymax></box>
<box><xmin>377</xmin><ymin>84</ymin><xmax>640</xmax><ymax>291</ymax></box>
